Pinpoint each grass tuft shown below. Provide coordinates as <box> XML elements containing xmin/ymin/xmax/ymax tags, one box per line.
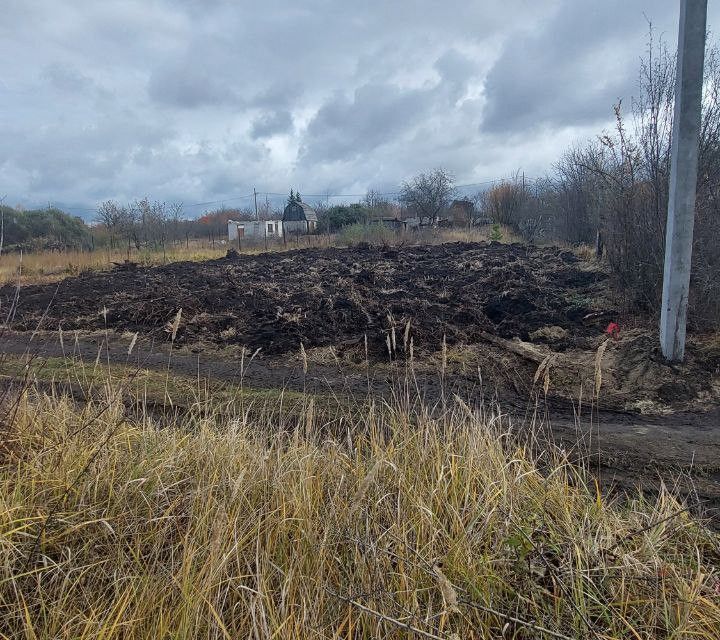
<box><xmin>0</xmin><ymin>380</ymin><xmax>718</xmax><ymax>638</ymax></box>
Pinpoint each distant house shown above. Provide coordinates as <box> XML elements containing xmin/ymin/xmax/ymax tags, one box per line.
<box><xmin>228</xmin><ymin>218</ymin><xmax>284</xmax><ymax>242</ymax></box>
<box><xmin>447</xmin><ymin>199</ymin><xmax>475</xmax><ymax>226</ymax></box>
<box><xmin>282</xmin><ymin>201</ymin><xmax>317</xmax><ymax>235</ymax></box>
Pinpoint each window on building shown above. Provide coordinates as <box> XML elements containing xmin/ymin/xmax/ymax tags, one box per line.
<box><xmin>267</xmin><ymin>222</ymin><xmax>275</xmax><ymax>234</ymax></box>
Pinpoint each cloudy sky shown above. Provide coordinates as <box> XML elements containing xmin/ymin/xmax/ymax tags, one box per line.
<box><xmin>2</xmin><ymin>1</ymin><xmax>719</xmax><ymax>218</ymax></box>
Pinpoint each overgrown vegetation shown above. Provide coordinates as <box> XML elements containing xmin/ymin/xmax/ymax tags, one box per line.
<box><xmin>0</xmin><ymin>206</ymin><xmax>91</xmax><ymax>252</ymax></box>
<box><xmin>0</xmin><ymin>370</ymin><xmax>718</xmax><ymax>639</ymax></box>
<box><xmin>477</xmin><ymin>32</ymin><xmax>720</xmax><ymax>325</ymax></box>
<box><xmin>317</xmin><ymin>203</ymin><xmax>367</xmax><ymax>233</ymax></box>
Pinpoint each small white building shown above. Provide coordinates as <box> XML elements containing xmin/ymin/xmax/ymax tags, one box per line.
<box><xmin>228</xmin><ymin>219</ymin><xmax>284</xmax><ymax>242</ymax></box>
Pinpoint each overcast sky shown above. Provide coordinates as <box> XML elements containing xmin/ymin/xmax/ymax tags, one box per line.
<box><xmin>2</xmin><ymin>1</ymin><xmax>719</xmax><ymax>217</ymax></box>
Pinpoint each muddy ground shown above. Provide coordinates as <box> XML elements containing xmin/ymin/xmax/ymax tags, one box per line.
<box><xmin>1</xmin><ymin>242</ymin><xmax>719</xmax><ymax>522</ymax></box>
<box><xmin>1</xmin><ymin>242</ymin><xmax>607</xmax><ymax>351</ymax></box>
<box><xmin>1</xmin><ymin>241</ymin><xmax>718</xmax><ymax>411</ymax></box>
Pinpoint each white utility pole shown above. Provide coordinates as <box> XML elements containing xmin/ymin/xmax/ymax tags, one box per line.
<box><xmin>660</xmin><ymin>0</ymin><xmax>707</xmax><ymax>362</ymax></box>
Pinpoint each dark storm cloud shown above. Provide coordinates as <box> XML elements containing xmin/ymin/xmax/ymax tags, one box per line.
<box><xmin>434</xmin><ymin>49</ymin><xmax>480</xmax><ymax>99</ymax></box>
<box><xmin>482</xmin><ymin>1</ymin><xmax>667</xmax><ymax>134</ymax></box>
<box><xmin>301</xmin><ymin>48</ymin><xmax>480</xmax><ymax>164</ymax></box>
<box><xmin>4</xmin><ymin>112</ymin><xmax>173</xmax><ymax>195</ymax></box>
<box><xmin>2</xmin><ymin>0</ymin><xmax>720</xmax><ymax>211</ymax></box>
<box><xmin>301</xmin><ymin>84</ymin><xmax>433</xmax><ymax>163</ymax></box>
<box><xmin>42</xmin><ymin>64</ymin><xmax>96</xmax><ymax>93</ymax></box>
<box><xmin>148</xmin><ymin>62</ymin><xmax>242</xmax><ymax>108</ymax></box>
<box><xmin>250</xmin><ymin>111</ymin><xmax>294</xmax><ymax>139</ymax></box>
<box><xmin>250</xmin><ymin>83</ymin><xmax>304</xmax><ymax>109</ymax></box>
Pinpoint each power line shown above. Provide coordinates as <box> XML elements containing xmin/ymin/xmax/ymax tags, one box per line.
<box><xmin>184</xmin><ymin>193</ymin><xmax>255</xmax><ymax>208</ymax></box>
<box><xmin>50</xmin><ymin>174</ymin><xmax>537</xmax><ymax>215</ymax></box>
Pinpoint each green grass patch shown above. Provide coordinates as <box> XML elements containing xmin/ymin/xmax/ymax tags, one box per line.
<box><xmin>0</xmin><ymin>353</ymin><xmax>318</xmax><ymax>413</ymax></box>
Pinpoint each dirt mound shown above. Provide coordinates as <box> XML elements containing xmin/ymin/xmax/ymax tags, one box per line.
<box><xmin>1</xmin><ymin>242</ymin><xmax>610</xmax><ymax>356</ymax></box>
<box><xmin>464</xmin><ymin>329</ymin><xmax>719</xmax><ymax>412</ymax></box>
<box><xmin>2</xmin><ymin>242</ymin><xmax>718</xmax><ymax>412</ymax></box>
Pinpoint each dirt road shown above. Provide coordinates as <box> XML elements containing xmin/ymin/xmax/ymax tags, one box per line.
<box><xmin>2</xmin><ymin>329</ymin><xmax>718</xmax><ymax>526</ymax></box>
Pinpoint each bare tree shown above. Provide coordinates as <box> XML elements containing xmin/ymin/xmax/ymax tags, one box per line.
<box><xmin>399</xmin><ymin>169</ymin><xmax>454</xmax><ymax>225</ymax></box>
<box><xmin>168</xmin><ymin>202</ymin><xmax>183</xmax><ymax>245</ymax></box>
<box><xmin>96</xmin><ymin>200</ymin><xmax>125</xmax><ymax>249</ymax></box>
<box><xmin>364</xmin><ymin>189</ymin><xmax>393</xmax><ymax>220</ymax></box>
<box><xmin>550</xmin><ymin>146</ymin><xmax>604</xmax><ymax>244</ymax></box>
<box><xmin>257</xmin><ymin>197</ymin><xmax>274</xmax><ymax>220</ymax></box>
<box><xmin>119</xmin><ymin>202</ymin><xmax>141</xmax><ymax>251</ymax></box>
<box><xmin>541</xmin><ymin>29</ymin><xmax>720</xmax><ymax>322</ymax></box>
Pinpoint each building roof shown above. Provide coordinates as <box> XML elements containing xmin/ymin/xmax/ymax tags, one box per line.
<box><xmin>228</xmin><ymin>217</ymin><xmax>283</xmax><ymax>225</ymax></box>
<box><xmin>450</xmin><ymin>199</ymin><xmax>474</xmax><ymax>211</ymax></box>
<box><xmin>283</xmin><ymin>201</ymin><xmax>317</xmax><ymax>222</ymax></box>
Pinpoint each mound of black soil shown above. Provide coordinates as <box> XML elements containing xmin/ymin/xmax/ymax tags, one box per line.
<box><xmin>0</xmin><ymin>242</ymin><xmax>609</xmax><ymax>355</ymax></box>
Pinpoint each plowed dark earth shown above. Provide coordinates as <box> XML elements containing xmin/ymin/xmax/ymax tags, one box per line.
<box><xmin>1</xmin><ymin>242</ymin><xmax>608</xmax><ymax>353</ymax></box>
<box><xmin>1</xmin><ymin>242</ymin><xmax>719</xmax><ymax>524</ymax></box>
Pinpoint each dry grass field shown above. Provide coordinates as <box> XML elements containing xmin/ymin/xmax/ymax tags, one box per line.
<box><xmin>1</xmin><ymin>369</ymin><xmax>719</xmax><ymax>639</ymax></box>
<box><xmin>1</xmin><ymin>234</ymin><xmax>718</xmax><ymax>639</ymax></box>
<box><xmin>0</xmin><ymin>227</ymin><xmax>505</xmax><ymax>286</ymax></box>
<box><xmin>0</xmin><ymin>244</ymin><xmax>222</xmax><ymax>285</ymax></box>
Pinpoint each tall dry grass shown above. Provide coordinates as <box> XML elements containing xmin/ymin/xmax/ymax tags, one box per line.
<box><xmin>0</xmin><ymin>234</ymin><xmax>342</xmax><ymax>285</ymax></box>
<box><xmin>0</xmin><ymin>226</ymin><xmax>517</xmax><ymax>285</ymax></box>
<box><xmin>0</xmin><ymin>243</ymin><xmax>225</xmax><ymax>285</ymax></box>
<box><xmin>0</xmin><ymin>379</ymin><xmax>718</xmax><ymax>639</ymax></box>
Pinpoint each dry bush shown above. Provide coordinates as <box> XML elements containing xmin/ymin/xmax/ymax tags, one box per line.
<box><xmin>538</xmin><ymin>33</ymin><xmax>720</xmax><ymax>324</ymax></box>
<box><xmin>0</xmin><ymin>382</ymin><xmax>718</xmax><ymax>639</ymax></box>
<box><xmin>480</xmin><ymin>178</ymin><xmax>551</xmax><ymax>244</ymax></box>
<box><xmin>488</xmin><ymin>32</ymin><xmax>720</xmax><ymax>326</ymax></box>
<box><xmin>481</xmin><ymin>180</ymin><xmax>528</xmax><ymax>227</ymax></box>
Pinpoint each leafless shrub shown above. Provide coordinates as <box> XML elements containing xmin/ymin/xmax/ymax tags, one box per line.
<box><xmin>535</xmin><ymin>28</ymin><xmax>720</xmax><ymax>325</ymax></box>
<box><xmin>518</xmin><ymin>216</ymin><xmax>546</xmax><ymax>244</ymax></box>
<box><xmin>480</xmin><ymin>178</ymin><xmax>527</xmax><ymax>227</ymax></box>
<box><xmin>399</xmin><ymin>168</ymin><xmax>454</xmax><ymax>225</ymax></box>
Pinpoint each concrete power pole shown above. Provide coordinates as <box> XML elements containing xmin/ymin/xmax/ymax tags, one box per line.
<box><xmin>660</xmin><ymin>0</ymin><xmax>707</xmax><ymax>362</ymax></box>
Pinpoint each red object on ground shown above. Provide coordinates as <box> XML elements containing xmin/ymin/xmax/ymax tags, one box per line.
<box><xmin>606</xmin><ymin>322</ymin><xmax>620</xmax><ymax>340</ymax></box>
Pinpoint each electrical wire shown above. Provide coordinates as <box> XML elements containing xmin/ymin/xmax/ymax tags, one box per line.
<box><xmin>53</xmin><ymin>175</ymin><xmax>536</xmax><ymax>215</ymax></box>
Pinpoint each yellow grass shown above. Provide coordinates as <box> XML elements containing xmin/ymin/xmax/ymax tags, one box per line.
<box><xmin>0</xmin><ymin>226</ymin><xmax>520</xmax><ymax>285</ymax></box>
<box><xmin>0</xmin><ymin>242</ymin><xmax>224</xmax><ymax>284</ymax></box>
<box><xmin>0</xmin><ymin>371</ymin><xmax>718</xmax><ymax>639</ymax></box>
<box><xmin>0</xmin><ymin>236</ymin><xmax>335</xmax><ymax>285</ymax></box>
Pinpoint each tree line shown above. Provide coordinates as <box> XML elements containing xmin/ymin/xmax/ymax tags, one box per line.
<box><xmin>476</xmin><ymin>30</ymin><xmax>720</xmax><ymax>325</ymax></box>
<box><xmin>0</xmin><ymin>206</ymin><xmax>91</xmax><ymax>252</ymax></box>
<box><xmin>3</xmin><ymin>29</ymin><xmax>718</xmax><ymax>325</ymax></box>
